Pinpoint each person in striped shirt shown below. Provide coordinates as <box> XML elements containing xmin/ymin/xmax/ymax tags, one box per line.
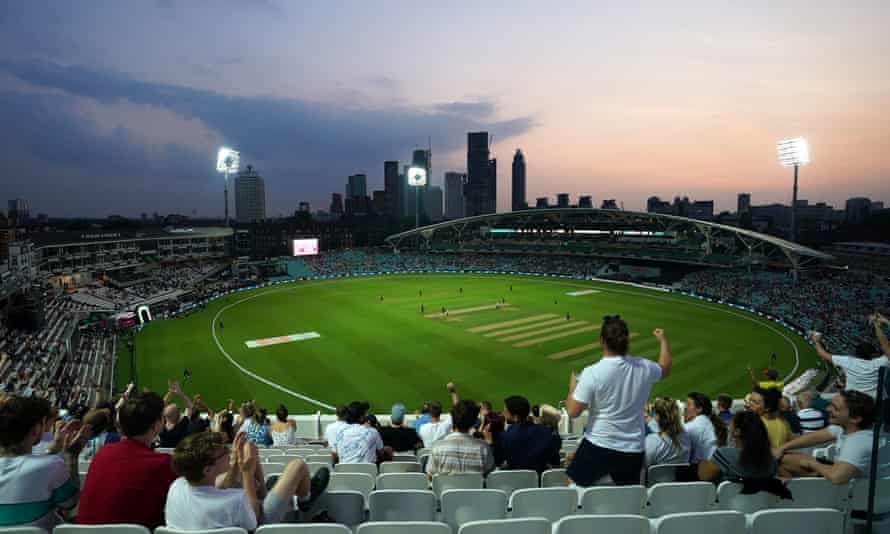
<box><xmin>426</xmin><ymin>400</ymin><xmax>494</xmax><ymax>477</ymax></box>
<box><xmin>795</xmin><ymin>390</ymin><xmax>828</xmax><ymax>433</ymax></box>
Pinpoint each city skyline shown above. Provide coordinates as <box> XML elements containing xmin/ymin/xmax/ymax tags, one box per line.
<box><xmin>1</xmin><ymin>1</ymin><xmax>888</xmax><ymax>218</ymax></box>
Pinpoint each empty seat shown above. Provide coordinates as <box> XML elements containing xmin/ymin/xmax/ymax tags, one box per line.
<box><xmin>309</xmin><ymin>491</ymin><xmax>365</xmax><ymax>527</ymax></box>
<box><xmin>156</xmin><ymin>528</ymin><xmax>247</xmax><ymax>534</ymax></box>
<box><xmin>647</xmin><ymin>482</ymin><xmax>716</xmax><ymax>518</ymax></box>
<box><xmin>653</xmin><ymin>512</ymin><xmax>745</xmax><ymax>534</ymax></box>
<box><xmin>334</xmin><ymin>462</ymin><xmax>378</xmax><ymax>477</ymax></box>
<box><xmin>441</xmin><ymin>489</ymin><xmax>508</xmax><ymax>532</ymax></box>
<box><xmin>356</xmin><ymin>523</ymin><xmax>450</xmax><ymax>534</ymax></box>
<box><xmin>393</xmin><ymin>454</ymin><xmax>420</xmax><ymax>462</ymax></box>
<box><xmin>846</xmin><ymin>478</ymin><xmax>890</xmax><ymax>533</ymax></box>
<box><xmin>0</xmin><ymin>527</ymin><xmax>45</xmax><ymax>534</ymax></box>
<box><xmin>783</xmin><ymin>478</ymin><xmax>845</xmax><ymax>509</ymax></box>
<box><xmin>553</xmin><ymin>515</ymin><xmax>649</xmax><ymax>534</ymax></box>
<box><xmin>265</xmin><ymin>455</ymin><xmax>293</xmax><ymax>464</ymax></box>
<box><xmin>540</xmin><ymin>469</ymin><xmax>569</xmax><ymax>488</ymax></box>
<box><xmin>291</xmin><ymin>448</ymin><xmax>319</xmax><ymax>456</ymax></box>
<box><xmin>368</xmin><ymin>490</ymin><xmax>437</xmax><ymax>522</ymax></box>
<box><xmin>457</xmin><ymin>518</ymin><xmax>550</xmax><ymax>534</ymax></box>
<box><xmin>329</xmin><ymin>472</ymin><xmax>376</xmax><ymax>502</ymax></box>
<box><xmin>306</xmin><ymin>454</ymin><xmax>334</xmax><ymax>464</ymax></box>
<box><xmin>263</xmin><ymin>462</ymin><xmax>287</xmax><ymax>475</ymax></box>
<box><xmin>580</xmin><ymin>485</ymin><xmax>646</xmax><ymax>515</ymax></box>
<box><xmin>379</xmin><ymin>461</ymin><xmax>422</xmax><ymax>474</ymax></box>
<box><xmin>485</xmin><ymin>470</ymin><xmax>538</xmax><ymax>498</ymax></box>
<box><xmin>432</xmin><ymin>473</ymin><xmax>485</xmax><ymax>499</ymax></box>
<box><xmin>646</xmin><ymin>464</ymin><xmax>690</xmax><ymax>486</ymax></box>
<box><xmin>748</xmin><ymin>508</ymin><xmax>843</xmax><ymax>534</ymax></box>
<box><xmin>256</xmin><ymin>525</ymin><xmax>351</xmax><ymax>534</ymax></box>
<box><xmin>510</xmin><ymin>487</ymin><xmax>577</xmax><ymax>523</ymax></box>
<box><xmin>715</xmin><ymin>481</ymin><xmax>778</xmax><ymax>514</ymax></box>
<box><xmin>377</xmin><ymin>473</ymin><xmax>430</xmax><ymax>491</ymax></box>
<box><xmin>307</xmin><ymin>462</ymin><xmax>330</xmax><ymax>476</ymax></box>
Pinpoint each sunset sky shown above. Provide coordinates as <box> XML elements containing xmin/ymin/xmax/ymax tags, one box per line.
<box><xmin>1</xmin><ymin>1</ymin><xmax>887</xmax><ymax>217</ymax></box>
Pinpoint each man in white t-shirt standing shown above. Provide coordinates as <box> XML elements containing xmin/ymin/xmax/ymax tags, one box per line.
<box><xmin>775</xmin><ymin>390</ymin><xmax>876</xmax><ymax>485</ymax></box>
<box><xmin>418</xmin><ymin>401</ymin><xmax>452</xmax><ymax>449</ymax></box>
<box><xmin>565</xmin><ymin>316</ymin><xmax>672</xmax><ymax>486</ymax></box>
<box><xmin>812</xmin><ymin>314</ymin><xmax>890</xmax><ymax>399</ymax></box>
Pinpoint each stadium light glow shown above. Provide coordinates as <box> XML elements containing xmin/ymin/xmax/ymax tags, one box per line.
<box><xmin>216</xmin><ymin>147</ymin><xmax>240</xmax><ymax>226</ymax></box>
<box><xmin>407</xmin><ymin>166</ymin><xmax>427</xmax><ymax>187</ymax></box>
<box><xmin>777</xmin><ymin>138</ymin><xmax>809</xmax><ymax>167</ymax></box>
<box><xmin>776</xmin><ymin>137</ymin><xmax>810</xmax><ymax>244</ymax></box>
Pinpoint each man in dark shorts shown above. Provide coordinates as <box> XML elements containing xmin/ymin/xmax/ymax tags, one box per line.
<box><xmin>564</xmin><ymin>316</ymin><xmax>672</xmax><ymax>485</ymax></box>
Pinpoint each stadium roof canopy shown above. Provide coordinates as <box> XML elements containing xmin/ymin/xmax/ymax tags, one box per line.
<box><xmin>384</xmin><ymin>208</ymin><xmax>833</xmax><ymax>270</ymax></box>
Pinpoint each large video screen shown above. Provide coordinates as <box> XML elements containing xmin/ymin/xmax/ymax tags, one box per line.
<box><xmin>292</xmin><ymin>238</ymin><xmax>319</xmax><ymax>256</ymax></box>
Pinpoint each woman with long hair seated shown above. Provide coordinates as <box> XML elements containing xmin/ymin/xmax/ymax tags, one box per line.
<box><xmin>645</xmin><ymin>397</ymin><xmax>691</xmax><ymax>466</ymax></box>
<box><xmin>270</xmin><ymin>404</ymin><xmax>301</xmax><ymax>447</ymax></box>
<box><xmin>698</xmin><ymin>410</ymin><xmax>776</xmax><ymax>482</ymax></box>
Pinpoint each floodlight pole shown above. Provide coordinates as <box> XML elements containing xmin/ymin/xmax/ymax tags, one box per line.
<box><xmin>790</xmin><ymin>164</ymin><xmax>798</xmax><ymax>242</ymax></box>
<box><xmin>224</xmin><ymin>168</ymin><xmax>230</xmax><ymax>226</ymax></box>
<box><xmin>415</xmin><ymin>185</ymin><xmax>420</xmax><ymax>229</ymax></box>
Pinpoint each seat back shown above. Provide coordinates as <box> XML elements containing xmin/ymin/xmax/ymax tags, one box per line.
<box><xmin>553</xmin><ymin>515</ymin><xmax>649</xmax><ymax>534</ymax></box>
<box><xmin>307</xmin><ymin>462</ymin><xmax>330</xmax><ymax>476</ymax></box>
<box><xmin>510</xmin><ymin>488</ymin><xmax>577</xmax><ymax>523</ymax></box>
<box><xmin>156</xmin><ymin>528</ymin><xmax>247</xmax><ymax>534</ymax></box>
<box><xmin>646</xmin><ymin>464</ymin><xmax>690</xmax><ymax>486</ymax></box>
<box><xmin>441</xmin><ymin>489</ymin><xmax>508</xmax><ymax>532</ymax></box>
<box><xmin>379</xmin><ymin>461</ymin><xmax>422</xmax><ymax>474</ymax></box>
<box><xmin>306</xmin><ymin>453</ymin><xmax>334</xmax><ymax>464</ymax></box>
<box><xmin>457</xmin><ymin>518</ymin><xmax>550</xmax><ymax>534</ymax></box>
<box><xmin>263</xmin><ymin>462</ymin><xmax>287</xmax><ymax>475</ymax></box>
<box><xmin>647</xmin><ymin>482</ymin><xmax>716</xmax><ymax>518</ymax></box>
<box><xmin>652</xmin><ymin>511</ymin><xmax>746</xmax><ymax>534</ymax></box>
<box><xmin>310</xmin><ymin>490</ymin><xmax>365</xmax><ymax>527</ymax></box>
<box><xmin>0</xmin><ymin>527</ymin><xmax>45</xmax><ymax>534</ymax></box>
<box><xmin>540</xmin><ymin>469</ymin><xmax>569</xmax><ymax>488</ymax></box>
<box><xmin>334</xmin><ymin>462</ymin><xmax>378</xmax><ymax>477</ymax></box>
<box><xmin>356</xmin><ymin>522</ymin><xmax>450</xmax><ymax>534</ymax></box>
<box><xmin>265</xmin><ymin>455</ymin><xmax>292</xmax><ymax>464</ymax></box>
<box><xmin>485</xmin><ymin>470</ymin><xmax>538</xmax><ymax>498</ymax></box>
<box><xmin>377</xmin><ymin>473</ymin><xmax>430</xmax><ymax>491</ymax></box>
<box><xmin>748</xmin><ymin>508</ymin><xmax>844</xmax><ymax>534</ymax></box>
<box><xmin>580</xmin><ymin>485</ymin><xmax>646</xmax><ymax>515</ymax></box>
<box><xmin>368</xmin><ymin>490</ymin><xmax>437</xmax><ymax>522</ymax></box>
<box><xmin>329</xmin><ymin>472</ymin><xmax>376</xmax><ymax>501</ymax></box>
<box><xmin>432</xmin><ymin>473</ymin><xmax>485</xmax><ymax>498</ymax></box>
<box><xmin>715</xmin><ymin>481</ymin><xmax>777</xmax><ymax>514</ymax></box>
<box><xmin>256</xmin><ymin>525</ymin><xmax>352</xmax><ymax>534</ymax></box>
<box><xmin>393</xmin><ymin>454</ymin><xmax>419</xmax><ymax>462</ymax></box>
<box><xmin>783</xmin><ymin>478</ymin><xmax>845</xmax><ymax>510</ymax></box>
<box><xmin>55</xmin><ymin>526</ymin><xmax>151</xmax><ymax>534</ymax></box>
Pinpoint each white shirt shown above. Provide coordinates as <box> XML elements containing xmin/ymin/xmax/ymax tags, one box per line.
<box><xmin>645</xmin><ymin>431</ymin><xmax>692</xmax><ymax>467</ymax></box>
<box><xmin>164</xmin><ymin>477</ymin><xmax>257</xmax><ymax>531</ymax></box>
<box><xmin>827</xmin><ymin>425</ymin><xmax>875</xmax><ymax>477</ymax></box>
<box><xmin>685</xmin><ymin>414</ymin><xmax>718</xmax><ymax>463</ymax></box>
<box><xmin>831</xmin><ymin>355</ymin><xmax>890</xmax><ymax>398</ymax></box>
<box><xmin>572</xmin><ymin>355</ymin><xmax>662</xmax><ymax>453</ymax></box>
<box><xmin>324</xmin><ymin>420</ymin><xmax>348</xmax><ymax>450</ymax></box>
<box><xmin>333</xmin><ymin>424</ymin><xmax>384</xmax><ymax>464</ymax></box>
<box><xmin>418</xmin><ymin>420</ymin><xmax>453</xmax><ymax>449</ymax></box>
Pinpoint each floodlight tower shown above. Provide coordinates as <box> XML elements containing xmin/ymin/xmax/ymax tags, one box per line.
<box><xmin>776</xmin><ymin>138</ymin><xmax>809</xmax><ymax>242</ymax></box>
<box><xmin>216</xmin><ymin>147</ymin><xmax>240</xmax><ymax>225</ymax></box>
<box><xmin>407</xmin><ymin>165</ymin><xmax>427</xmax><ymax>229</ymax></box>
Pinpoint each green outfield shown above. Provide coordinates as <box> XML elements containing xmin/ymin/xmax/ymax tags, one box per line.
<box><xmin>120</xmin><ymin>273</ymin><xmax>817</xmax><ymax>413</ymax></box>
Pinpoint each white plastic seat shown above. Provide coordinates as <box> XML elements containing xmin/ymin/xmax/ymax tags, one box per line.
<box><xmin>155</xmin><ymin>448</ymin><xmax>175</xmax><ymax>454</ymax></box>
<box><xmin>580</xmin><ymin>485</ymin><xmax>646</xmax><ymax>515</ymax></box>
<box><xmin>647</xmin><ymin>482</ymin><xmax>716</xmax><ymax>518</ymax></box>
<box><xmin>847</xmin><ymin>478</ymin><xmax>890</xmax><ymax>533</ymax></box>
<box><xmin>748</xmin><ymin>508</ymin><xmax>843</xmax><ymax>534</ymax></box>
<box><xmin>379</xmin><ymin>461</ymin><xmax>422</xmax><ymax>474</ymax></box>
<box><xmin>393</xmin><ymin>454</ymin><xmax>420</xmax><ymax>462</ymax></box>
<box><xmin>263</xmin><ymin>462</ymin><xmax>286</xmax><ymax>475</ymax></box>
<box><xmin>329</xmin><ymin>472</ymin><xmax>376</xmax><ymax>502</ymax></box>
<box><xmin>368</xmin><ymin>490</ymin><xmax>437</xmax><ymax>522</ymax></box>
<box><xmin>0</xmin><ymin>527</ymin><xmax>45</xmax><ymax>534</ymax></box>
<box><xmin>485</xmin><ymin>470</ymin><xmax>538</xmax><ymax>498</ymax></box>
<box><xmin>356</xmin><ymin>522</ymin><xmax>450</xmax><ymax>534</ymax></box>
<box><xmin>256</xmin><ymin>525</ymin><xmax>351</xmax><ymax>534</ymax></box>
<box><xmin>307</xmin><ymin>462</ymin><xmax>330</xmax><ymax>476</ymax></box>
<box><xmin>646</xmin><ymin>464</ymin><xmax>689</xmax><ymax>486</ymax></box>
<box><xmin>156</xmin><ymin>528</ymin><xmax>247</xmax><ymax>534</ymax></box>
<box><xmin>457</xmin><ymin>518</ymin><xmax>550</xmax><ymax>534</ymax></box>
<box><xmin>783</xmin><ymin>478</ymin><xmax>845</xmax><ymax>509</ymax></box>
<box><xmin>553</xmin><ymin>514</ymin><xmax>649</xmax><ymax>534</ymax></box>
<box><xmin>334</xmin><ymin>462</ymin><xmax>378</xmax><ymax>477</ymax></box>
<box><xmin>265</xmin><ymin>455</ymin><xmax>293</xmax><ymax>464</ymax></box>
<box><xmin>540</xmin><ymin>469</ymin><xmax>569</xmax><ymax>488</ymax></box>
<box><xmin>715</xmin><ymin>481</ymin><xmax>778</xmax><ymax>514</ymax></box>
<box><xmin>291</xmin><ymin>448</ymin><xmax>319</xmax><ymax>456</ymax></box>
<box><xmin>441</xmin><ymin>489</ymin><xmax>508</xmax><ymax>532</ymax></box>
<box><xmin>432</xmin><ymin>473</ymin><xmax>485</xmax><ymax>498</ymax></box>
<box><xmin>307</xmin><ymin>453</ymin><xmax>334</xmax><ymax>464</ymax></box>
<box><xmin>376</xmin><ymin>472</ymin><xmax>430</xmax><ymax>491</ymax></box>
<box><xmin>510</xmin><ymin>487</ymin><xmax>577</xmax><ymax>523</ymax></box>
<box><xmin>652</xmin><ymin>511</ymin><xmax>745</xmax><ymax>534</ymax></box>
<box><xmin>309</xmin><ymin>490</ymin><xmax>365</xmax><ymax>527</ymax></box>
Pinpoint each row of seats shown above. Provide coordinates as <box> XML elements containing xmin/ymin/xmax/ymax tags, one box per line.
<box><xmin>0</xmin><ymin>509</ymin><xmax>846</xmax><ymax>534</ymax></box>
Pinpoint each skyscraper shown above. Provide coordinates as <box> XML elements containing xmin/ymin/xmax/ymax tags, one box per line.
<box><xmin>7</xmin><ymin>199</ymin><xmax>30</xmax><ymax>223</ymax></box>
<box><xmin>512</xmin><ymin>149</ymin><xmax>526</xmax><ymax>211</ymax></box>
<box><xmin>330</xmin><ymin>193</ymin><xmax>343</xmax><ymax>215</ymax></box>
<box><xmin>384</xmin><ymin>161</ymin><xmax>401</xmax><ymax>219</ymax></box>
<box><xmin>465</xmin><ymin>132</ymin><xmax>497</xmax><ymax>216</ymax></box>
<box><xmin>234</xmin><ymin>166</ymin><xmax>266</xmax><ymax>223</ymax></box>
<box><xmin>346</xmin><ymin>174</ymin><xmax>367</xmax><ymax>199</ymax></box>
<box><xmin>737</xmin><ymin>193</ymin><xmax>751</xmax><ymax>215</ymax></box>
<box><xmin>445</xmin><ymin>172</ymin><xmax>466</xmax><ymax>219</ymax></box>
<box><xmin>578</xmin><ymin>196</ymin><xmax>593</xmax><ymax>209</ymax></box>
<box><xmin>424</xmin><ymin>186</ymin><xmax>444</xmax><ymax>222</ymax></box>
<box><xmin>557</xmin><ymin>193</ymin><xmax>570</xmax><ymax>208</ymax></box>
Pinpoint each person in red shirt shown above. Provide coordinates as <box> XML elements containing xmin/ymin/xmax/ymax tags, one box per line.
<box><xmin>77</xmin><ymin>391</ymin><xmax>177</xmax><ymax>528</ymax></box>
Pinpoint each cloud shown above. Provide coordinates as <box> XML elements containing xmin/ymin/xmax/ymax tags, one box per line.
<box><xmin>0</xmin><ymin>60</ymin><xmax>535</xmax><ymax>216</ymax></box>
